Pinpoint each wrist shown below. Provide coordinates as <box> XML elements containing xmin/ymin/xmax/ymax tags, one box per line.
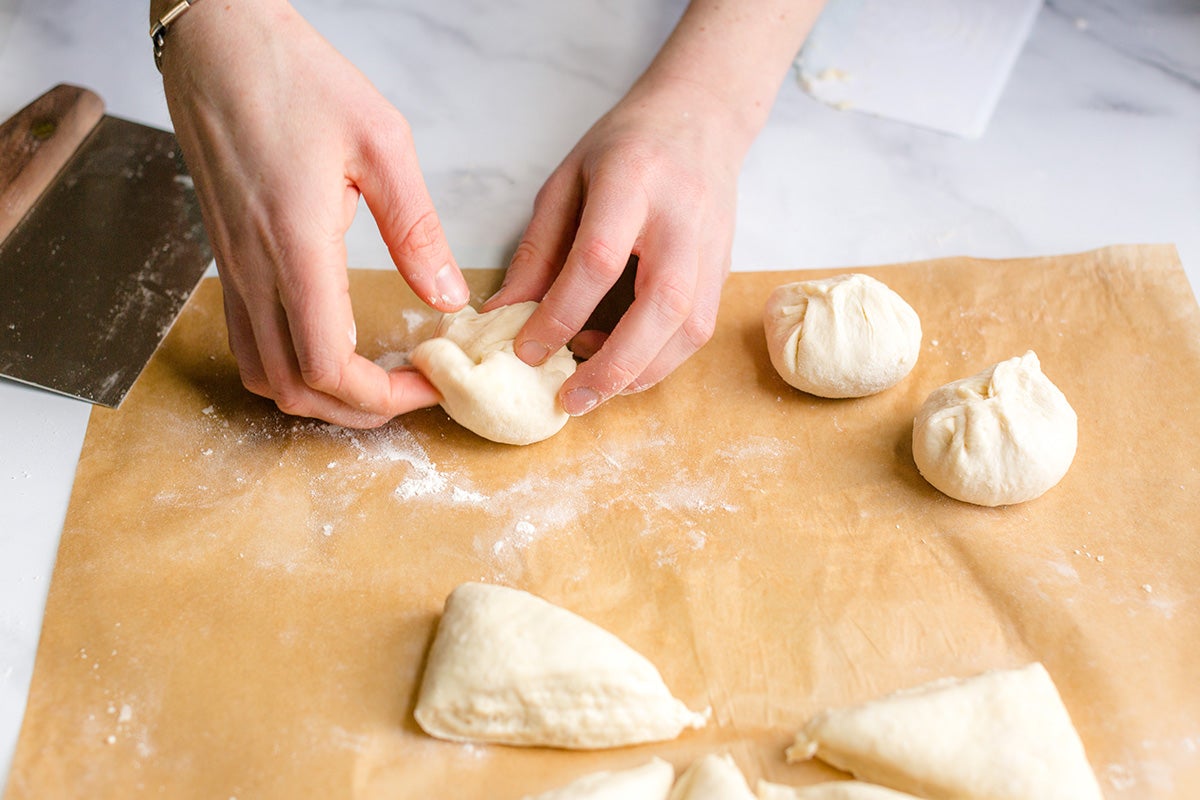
<box><xmin>630</xmin><ymin>0</ymin><xmax>827</xmax><ymax>152</ymax></box>
<box><xmin>152</xmin><ymin>0</ymin><xmax>297</xmax><ymax>80</ymax></box>
<box><xmin>628</xmin><ymin>68</ymin><xmax>766</xmax><ymax>156</ymax></box>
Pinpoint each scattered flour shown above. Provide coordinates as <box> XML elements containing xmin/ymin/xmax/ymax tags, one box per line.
<box><xmin>186</xmin><ymin>400</ymin><xmax>755</xmax><ymax>581</ymax></box>
<box><xmin>373</xmin><ymin>351</ymin><xmax>411</xmax><ymax>372</ymax></box>
<box><xmin>393</xmin><ymin>457</ymin><xmax>448</xmax><ymax>501</ymax></box>
<box><xmin>654</xmin><ymin>527</ymin><xmax>709</xmax><ymax>568</ymax></box>
<box><xmin>1104</xmin><ymin>763</ymin><xmax>1135</xmax><ymax>791</ymax></box>
<box><xmin>451</xmin><ymin>486</ymin><xmax>486</xmax><ymax>504</ymax></box>
<box><xmin>401</xmin><ymin>308</ymin><xmax>433</xmax><ymax>332</ymax></box>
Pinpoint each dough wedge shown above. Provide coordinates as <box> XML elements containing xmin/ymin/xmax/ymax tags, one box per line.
<box><xmin>785</xmin><ymin>663</ymin><xmax>1101</xmax><ymax>800</ymax></box>
<box><xmin>758</xmin><ymin>781</ymin><xmax>926</xmax><ymax>799</ymax></box>
<box><xmin>669</xmin><ymin>753</ymin><xmax>756</xmax><ymax>800</ymax></box>
<box><xmin>415</xmin><ymin>582</ymin><xmax>709</xmax><ymax>748</ymax></box>
<box><xmin>522</xmin><ymin>758</ymin><xmax>675</xmax><ymax>800</ymax></box>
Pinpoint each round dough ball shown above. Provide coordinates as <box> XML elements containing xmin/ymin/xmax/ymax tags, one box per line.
<box><xmin>764</xmin><ymin>274</ymin><xmax>922</xmax><ymax>398</ymax></box>
<box><xmin>410</xmin><ymin>302</ymin><xmax>576</xmax><ymax>445</ymax></box>
<box><xmin>912</xmin><ymin>351</ymin><xmax>1077</xmax><ymax>507</ymax></box>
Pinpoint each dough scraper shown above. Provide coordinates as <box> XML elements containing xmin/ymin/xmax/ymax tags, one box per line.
<box><xmin>0</xmin><ymin>84</ymin><xmax>212</xmax><ymax>407</ymax></box>
<box><xmin>797</xmin><ymin>0</ymin><xmax>1044</xmax><ymax>138</ymax></box>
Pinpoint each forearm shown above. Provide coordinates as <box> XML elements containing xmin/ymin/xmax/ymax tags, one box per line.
<box><xmin>633</xmin><ymin>0</ymin><xmax>827</xmax><ymax>150</ymax></box>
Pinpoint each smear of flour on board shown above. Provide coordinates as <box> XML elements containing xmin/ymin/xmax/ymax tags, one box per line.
<box><xmin>491</xmin><ymin>519</ymin><xmax>540</xmax><ymax>558</ymax></box>
<box><xmin>185</xmin><ymin>399</ymin><xmax>748</xmax><ymax>578</ymax></box>
<box><xmin>326</xmin><ymin>724</ymin><xmax>371</xmax><ymax>754</ymax></box>
<box><xmin>716</xmin><ymin>435</ymin><xmax>795</xmax><ymax>479</ymax></box>
<box><xmin>654</xmin><ymin>527</ymin><xmax>709</xmax><ymax>568</ymax></box>
<box><xmin>94</xmin><ymin>686</ymin><xmax>157</xmax><ymax>760</ymax></box>
<box><xmin>401</xmin><ymin>308</ymin><xmax>433</xmax><ymax>333</ymax></box>
<box><xmin>1147</xmin><ymin>594</ymin><xmax>1179</xmax><ymax>619</ymax></box>
<box><xmin>451</xmin><ymin>486</ymin><xmax>486</xmax><ymax>504</ymax></box>
<box><xmin>649</xmin><ymin>473</ymin><xmax>737</xmax><ymax>514</ymax></box>
<box><xmin>373</xmin><ymin>351</ymin><xmax>411</xmax><ymax>372</ymax></box>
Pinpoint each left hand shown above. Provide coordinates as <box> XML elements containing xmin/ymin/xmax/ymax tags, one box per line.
<box><xmin>483</xmin><ymin>76</ymin><xmax>750</xmax><ymax>416</ymax></box>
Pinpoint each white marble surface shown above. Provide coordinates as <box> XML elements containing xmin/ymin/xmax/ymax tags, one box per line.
<box><xmin>0</xmin><ymin>0</ymin><xmax>1197</xmax><ymax>788</ymax></box>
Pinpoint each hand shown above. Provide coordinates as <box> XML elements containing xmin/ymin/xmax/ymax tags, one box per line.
<box><xmin>484</xmin><ymin>0</ymin><xmax>825</xmax><ymax>417</ymax></box>
<box><xmin>159</xmin><ymin>0</ymin><xmax>468</xmax><ymax>428</ymax></box>
<box><xmin>484</xmin><ymin>76</ymin><xmax>747</xmax><ymax>415</ymax></box>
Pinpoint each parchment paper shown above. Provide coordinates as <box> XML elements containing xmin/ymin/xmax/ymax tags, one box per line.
<box><xmin>6</xmin><ymin>245</ymin><xmax>1199</xmax><ymax>799</ymax></box>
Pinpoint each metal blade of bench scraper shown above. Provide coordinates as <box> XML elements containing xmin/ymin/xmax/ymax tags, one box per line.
<box><xmin>0</xmin><ymin>115</ymin><xmax>211</xmax><ymax>407</ymax></box>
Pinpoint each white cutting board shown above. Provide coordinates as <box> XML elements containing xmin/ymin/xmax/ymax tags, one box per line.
<box><xmin>797</xmin><ymin>0</ymin><xmax>1044</xmax><ymax>138</ymax></box>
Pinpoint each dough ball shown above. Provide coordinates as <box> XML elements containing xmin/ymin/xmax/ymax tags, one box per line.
<box><xmin>912</xmin><ymin>351</ymin><xmax>1077</xmax><ymax>507</ymax></box>
<box><xmin>410</xmin><ymin>302</ymin><xmax>576</xmax><ymax>445</ymax></box>
<box><xmin>763</xmin><ymin>274</ymin><xmax>921</xmax><ymax>398</ymax></box>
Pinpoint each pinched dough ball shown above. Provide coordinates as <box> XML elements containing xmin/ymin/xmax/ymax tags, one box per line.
<box><xmin>912</xmin><ymin>351</ymin><xmax>1077</xmax><ymax>507</ymax></box>
<box><xmin>410</xmin><ymin>302</ymin><xmax>576</xmax><ymax>445</ymax></box>
<box><xmin>764</xmin><ymin>274</ymin><xmax>922</xmax><ymax>398</ymax></box>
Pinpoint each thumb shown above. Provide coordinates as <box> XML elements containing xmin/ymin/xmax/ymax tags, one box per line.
<box><xmin>354</xmin><ymin>123</ymin><xmax>468</xmax><ymax>311</ymax></box>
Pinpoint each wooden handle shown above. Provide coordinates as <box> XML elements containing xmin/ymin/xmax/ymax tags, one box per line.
<box><xmin>0</xmin><ymin>84</ymin><xmax>105</xmax><ymax>245</ymax></box>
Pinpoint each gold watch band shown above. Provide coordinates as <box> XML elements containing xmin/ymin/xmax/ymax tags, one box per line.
<box><xmin>149</xmin><ymin>0</ymin><xmax>199</xmax><ymax>72</ymax></box>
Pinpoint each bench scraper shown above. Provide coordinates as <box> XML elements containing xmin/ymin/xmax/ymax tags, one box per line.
<box><xmin>0</xmin><ymin>84</ymin><xmax>212</xmax><ymax>407</ymax></box>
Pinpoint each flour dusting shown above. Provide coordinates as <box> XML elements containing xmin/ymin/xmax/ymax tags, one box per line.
<box><xmin>451</xmin><ymin>486</ymin><xmax>487</xmax><ymax>504</ymax></box>
<box><xmin>374</xmin><ymin>351</ymin><xmax>411</xmax><ymax>372</ymax></box>
<box><xmin>185</xmin><ymin>401</ymin><xmax>750</xmax><ymax>581</ymax></box>
<box><xmin>403</xmin><ymin>307</ymin><xmax>436</xmax><ymax>332</ymax></box>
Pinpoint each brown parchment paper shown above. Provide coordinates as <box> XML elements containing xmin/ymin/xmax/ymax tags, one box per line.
<box><xmin>6</xmin><ymin>245</ymin><xmax>1200</xmax><ymax>799</ymax></box>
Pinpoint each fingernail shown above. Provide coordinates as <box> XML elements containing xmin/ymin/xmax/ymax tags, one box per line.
<box><xmin>435</xmin><ymin>263</ymin><xmax>469</xmax><ymax>307</ymax></box>
<box><xmin>620</xmin><ymin>382</ymin><xmax>650</xmax><ymax>396</ymax></box>
<box><xmin>348</xmin><ymin>322</ymin><xmax>357</xmax><ymax>348</ymax></box>
<box><xmin>563</xmin><ymin>387</ymin><xmax>601</xmax><ymax>416</ymax></box>
<box><xmin>516</xmin><ymin>340</ymin><xmax>551</xmax><ymax>365</ymax></box>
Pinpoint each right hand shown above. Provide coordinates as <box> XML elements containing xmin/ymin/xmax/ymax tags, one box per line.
<box><xmin>159</xmin><ymin>0</ymin><xmax>468</xmax><ymax>428</ymax></box>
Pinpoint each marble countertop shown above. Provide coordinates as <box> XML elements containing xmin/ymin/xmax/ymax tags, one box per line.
<box><xmin>0</xmin><ymin>0</ymin><xmax>1197</xmax><ymax>787</ymax></box>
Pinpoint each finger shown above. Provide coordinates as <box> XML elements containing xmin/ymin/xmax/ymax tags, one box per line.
<box><xmin>513</xmin><ymin>174</ymin><xmax>647</xmax><ymax>366</ymax></box>
<box><xmin>619</xmin><ymin>222</ymin><xmax>730</xmax><ymax>394</ymax></box>
<box><xmin>620</xmin><ymin>252</ymin><xmax>726</xmax><ymax>395</ymax></box>
<box><xmin>257</xmin><ymin>298</ymin><xmax>436</xmax><ymax>429</ymax></box>
<box><xmin>236</xmin><ymin>282</ymin><xmax>369</xmax><ymax>427</ymax></box>
<box><xmin>217</xmin><ymin>270</ymin><xmax>273</xmax><ymax>399</ymax></box>
<box><xmin>558</xmin><ymin>215</ymin><xmax>701</xmax><ymax>415</ymax></box>
<box><xmin>353</xmin><ymin>119</ymin><xmax>468</xmax><ymax>312</ymax></box>
<box><xmin>483</xmin><ymin>170</ymin><xmax>581</xmax><ymax>312</ymax></box>
<box><xmin>269</xmin><ymin>236</ymin><xmax>442</xmax><ymax>423</ymax></box>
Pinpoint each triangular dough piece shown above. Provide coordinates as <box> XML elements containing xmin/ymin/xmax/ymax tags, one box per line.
<box><xmin>415</xmin><ymin>582</ymin><xmax>709</xmax><ymax>748</ymax></box>
<box><xmin>785</xmin><ymin>663</ymin><xmax>1102</xmax><ymax>800</ymax></box>
<box><xmin>523</xmin><ymin>758</ymin><xmax>675</xmax><ymax>800</ymax></box>
<box><xmin>668</xmin><ymin>753</ymin><xmax>756</xmax><ymax>800</ymax></box>
<box><xmin>758</xmin><ymin>781</ymin><xmax>926</xmax><ymax>800</ymax></box>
